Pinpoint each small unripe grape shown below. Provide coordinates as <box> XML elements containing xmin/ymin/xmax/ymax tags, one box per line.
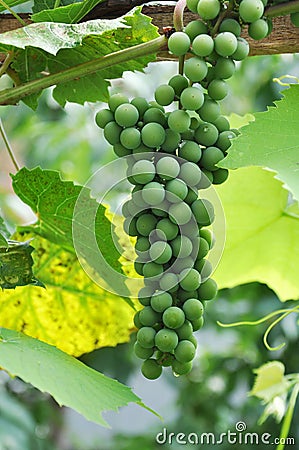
<box><xmin>155</xmin><ymin>84</ymin><xmax>175</xmax><ymax>106</ymax></box>
<box><xmin>192</xmin><ymin>316</ymin><xmax>204</xmax><ymax>330</ymax></box>
<box><xmin>120</xmin><ymin>128</ymin><xmax>141</xmax><ymax>149</ymax></box>
<box><xmin>168</xmin><ymin>110</ymin><xmax>191</xmax><ymax>133</ymax></box>
<box><xmin>134</xmin><ymin>342</ymin><xmax>154</xmax><ymax>359</ymax></box>
<box><xmin>187</xmin><ymin>0</ymin><xmax>199</xmax><ymax>13</ymax></box>
<box><xmin>141</xmin><ymin>123</ymin><xmax>166</xmax><ymax>148</ymax></box>
<box><xmin>131</xmin><ymin>96</ymin><xmax>150</xmax><ymax>117</ymax></box>
<box><xmin>168</xmin><ymin>74</ymin><xmax>189</xmax><ymax>96</ymax></box>
<box><xmin>200</xmin><ymin>146</ymin><xmax>225</xmax><ymax>171</ymax></box>
<box><xmin>192</xmin><ymin>34</ymin><xmax>214</xmax><ymax>57</ymax></box>
<box><xmin>172</xmin><ymin>359</ymin><xmax>192</xmax><ymax>375</ymax></box>
<box><xmin>174</xmin><ymin>340</ymin><xmax>196</xmax><ymax>363</ymax></box>
<box><xmin>214</xmin><ymin>32</ymin><xmax>238</xmax><ymax>57</ymax></box>
<box><xmin>156</xmin><ymin>156</ymin><xmax>180</xmax><ymax>180</ymax></box>
<box><xmin>95</xmin><ymin>108</ymin><xmax>114</xmax><ymax>128</ymax></box>
<box><xmin>216</xmin><ymin>130</ymin><xmax>236</xmax><ymax>151</ymax></box>
<box><xmin>142</xmin><ymin>182</ymin><xmax>165</xmax><ymax>206</ymax></box>
<box><xmin>108</xmin><ymin>93</ymin><xmax>129</xmax><ymax>112</ymax></box>
<box><xmin>138</xmin><ymin>285</ymin><xmax>154</xmax><ymax>305</ymax></box>
<box><xmin>179</xmin><ymin>141</ymin><xmax>202</xmax><ymax>163</ymax></box>
<box><xmin>179</xmin><ymin>162</ymin><xmax>202</xmax><ymax>186</ymax></box>
<box><xmin>161</xmin><ymin>129</ymin><xmax>181</xmax><ymax>153</ymax></box>
<box><xmin>214</xmin><ymin>57</ymin><xmax>235</xmax><ymax>79</ymax></box>
<box><xmin>114</xmin><ymin>103</ymin><xmax>139</xmax><ymax>127</ymax></box>
<box><xmin>168</xmin><ymin>31</ymin><xmax>191</xmax><ymax>56</ymax></box>
<box><xmin>163</xmin><ymin>306</ymin><xmax>185</xmax><ymax>329</ymax></box>
<box><xmin>232</xmin><ymin>38</ymin><xmax>249</xmax><ymax>60</ymax></box>
<box><xmin>103</xmin><ymin>121</ymin><xmax>122</xmax><ymax>145</ymax></box>
<box><xmin>180</xmin><ymin>268</ymin><xmax>201</xmax><ymax>291</ymax></box>
<box><xmin>213</xmin><ymin>115</ymin><xmax>230</xmax><ymax>132</ymax></box>
<box><xmin>197</xmin><ymin>97</ymin><xmax>220</xmax><ymax>122</ymax></box>
<box><xmin>219</xmin><ymin>18</ymin><xmax>241</xmax><ymax>36</ymax></box>
<box><xmin>239</xmin><ymin>0</ymin><xmax>264</xmax><ymax>23</ymax></box>
<box><xmin>139</xmin><ymin>306</ymin><xmax>160</xmax><ymax>326</ymax></box>
<box><xmin>176</xmin><ymin>320</ymin><xmax>193</xmax><ymax>340</ymax></box>
<box><xmin>195</xmin><ymin>259</ymin><xmax>213</xmax><ymax>280</ymax></box>
<box><xmin>151</xmin><ymin>291</ymin><xmax>173</xmax><ymax>312</ymax></box>
<box><xmin>191</xmin><ymin>198</ymin><xmax>215</xmax><ymax>226</ymax></box>
<box><xmin>208</xmin><ymin>79</ymin><xmax>228</xmax><ymax>100</ymax></box>
<box><xmin>155</xmin><ymin>328</ymin><xmax>179</xmax><ymax>352</ymax></box>
<box><xmin>197</xmin><ymin>237</ymin><xmax>210</xmax><ymax>259</ymax></box>
<box><xmin>131</xmin><ymin>160</ymin><xmax>155</xmax><ymax>184</ymax></box>
<box><xmin>143</xmin><ymin>261</ymin><xmax>164</xmax><ymax>278</ymax></box>
<box><xmin>149</xmin><ymin>229</ymin><xmax>167</xmax><ymax>244</ymax></box>
<box><xmin>248</xmin><ymin>19</ymin><xmax>269</xmax><ymax>40</ymax></box>
<box><xmin>156</xmin><ymin>218</ymin><xmax>179</xmax><ymax>240</ymax></box>
<box><xmin>137</xmin><ymin>326</ymin><xmax>156</xmax><ymax>348</ymax></box>
<box><xmin>143</xmin><ymin>107</ymin><xmax>166</xmax><ymax>126</ymax></box>
<box><xmin>184</xmin><ymin>187</ymin><xmax>198</xmax><ymax>205</ymax></box>
<box><xmin>166</xmin><ymin>179</ymin><xmax>188</xmax><ymax>203</ymax></box>
<box><xmin>169</xmin><ymin>202</ymin><xmax>192</xmax><ymax>225</ymax></box>
<box><xmin>134</xmin><ymin>310</ymin><xmax>142</xmax><ymax>328</ymax></box>
<box><xmin>197</xmin><ymin>278</ymin><xmax>218</xmax><ymax>300</ymax></box>
<box><xmin>136</xmin><ymin>213</ymin><xmax>157</xmax><ymax>236</ymax></box>
<box><xmin>113</xmin><ymin>143</ymin><xmax>132</xmax><ymax>157</ymax></box>
<box><xmin>184</xmin><ymin>57</ymin><xmax>208</xmax><ymax>82</ymax></box>
<box><xmin>200</xmin><ymin>229</ymin><xmax>214</xmax><ymax>247</ymax></box>
<box><xmin>197</xmin><ymin>0</ymin><xmax>220</xmax><ymax>20</ymax></box>
<box><xmin>184</xmin><ymin>20</ymin><xmax>208</xmax><ymax>41</ymax></box>
<box><xmin>141</xmin><ymin>358</ymin><xmax>162</xmax><ymax>379</ymax></box>
<box><xmin>159</xmin><ymin>272</ymin><xmax>179</xmax><ymax>292</ymax></box>
<box><xmin>180</xmin><ymin>87</ymin><xmax>204</xmax><ymax>110</ymax></box>
<box><xmin>171</xmin><ymin>235</ymin><xmax>193</xmax><ymax>258</ymax></box>
<box><xmin>195</xmin><ymin>122</ymin><xmax>219</xmax><ymax>146</ymax></box>
<box><xmin>182</xmin><ymin>298</ymin><xmax>204</xmax><ymax>320</ymax></box>
<box><xmin>149</xmin><ymin>241</ymin><xmax>172</xmax><ymax>264</ymax></box>
<box><xmin>212</xmin><ymin>168</ymin><xmax>229</xmax><ymax>184</ymax></box>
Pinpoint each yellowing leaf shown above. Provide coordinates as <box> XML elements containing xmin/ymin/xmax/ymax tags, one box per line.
<box><xmin>249</xmin><ymin>361</ymin><xmax>289</xmax><ymax>403</ymax></box>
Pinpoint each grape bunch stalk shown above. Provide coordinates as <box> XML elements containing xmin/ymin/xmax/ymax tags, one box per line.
<box><xmin>95</xmin><ymin>0</ymin><xmax>271</xmax><ymax>379</ymax></box>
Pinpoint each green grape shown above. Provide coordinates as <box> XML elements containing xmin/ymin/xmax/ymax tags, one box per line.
<box><xmin>248</xmin><ymin>19</ymin><xmax>269</xmax><ymax>40</ymax></box>
<box><xmin>162</xmin><ymin>306</ymin><xmax>185</xmax><ymax>329</ymax></box>
<box><xmin>182</xmin><ymin>298</ymin><xmax>204</xmax><ymax>320</ymax></box>
<box><xmin>141</xmin><ymin>123</ymin><xmax>166</xmax><ymax>148</ymax></box>
<box><xmin>131</xmin><ymin>97</ymin><xmax>150</xmax><ymax>117</ymax></box>
<box><xmin>121</xmin><ymin>200</ymin><xmax>131</xmax><ymax>218</ymax></box>
<box><xmin>166</xmin><ymin>179</ymin><xmax>188</xmax><ymax>203</ymax></box>
<box><xmin>143</xmin><ymin>261</ymin><xmax>164</xmax><ymax>278</ymax></box>
<box><xmin>176</xmin><ymin>320</ymin><xmax>193</xmax><ymax>340</ymax></box>
<box><xmin>216</xmin><ymin>130</ymin><xmax>236</xmax><ymax>151</ymax></box>
<box><xmin>95</xmin><ymin>108</ymin><xmax>114</xmax><ymax>128</ymax></box>
<box><xmin>197</xmin><ymin>97</ymin><xmax>220</xmax><ymax>122</ymax></box>
<box><xmin>161</xmin><ymin>129</ymin><xmax>181</xmax><ymax>153</ymax></box>
<box><xmin>132</xmin><ymin>188</ymin><xmax>148</xmax><ymax>208</ymax></box>
<box><xmin>134</xmin><ymin>258</ymin><xmax>145</xmax><ymax>275</ymax></box>
<box><xmin>190</xmin><ymin>116</ymin><xmax>201</xmax><ymax>130</ymax></box>
<box><xmin>181</xmin><ymin>129</ymin><xmax>195</xmax><ymax>140</ymax></box>
<box><xmin>200</xmin><ymin>228</ymin><xmax>213</xmax><ymax>247</ymax></box>
<box><xmin>186</xmin><ymin>0</ymin><xmax>199</xmax><ymax>13</ymax></box>
<box><xmin>177</xmin><ymin>287</ymin><xmax>198</xmax><ymax>302</ymax></box>
<box><xmin>200</xmin><ymin>146</ymin><xmax>225</xmax><ymax>171</ymax></box>
<box><xmin>197</xmin><ymin>0</ymin><xmax>220</xmax><ymax>20</ymax></box>
<box><xmin>174</xmin><ymin>340</ymin><xmax>196</xmax><ymax>363</ymax></box>
<box><xmin>134</xmin><ymin>310</ymin><xmax>142</xmax><ymax>328</ymax></box>
<box><xmin>169</xmin><ymin>202</ymin><xmax>192</xmax><ymax>225</ymax></box>
<box><xmin>192</xmin><ymin>34</ymin><xmax>214</xmax><ymax>57</ymax></box>
<box><xmin>151</xmin><ymin>291</ymin><xmax>173</xmax><ymax>312</ymax></box>
<box><xmin>179</xmin><ymin>140</ymin><xmax>202</xmax><ymax>163</ymax></box>
<box><xmin>132</xmin><ymin>144</ymin><xmax>152</xmax><ymax>160</ymax></box>
<box><xmin>123</xmin><ymin>217</ymin><xmax>138</xmax><ymax>236</ymax></box>
<box><xmin>184</xmin><ymin>187</ymin><xmax>199</xmax><ymax>204</ymax></box>
<box><xmin>114</xmin><ymin>103</ymin><xmax>139</xmax><ymax>127</ymax></box>
<box><xmin>136</xmin><ymin>213</ymin><xmax>157</xmax><ymax>236</ymax></box>
<box><xmin>180</xmin><ymin>87</ymin><xmax>204</xmax><ymax>110</ymax></box>
<box><xmin>171</xmin><ymin>235</ymin><xmax>193</xmax><ymax>258</ymax></box>
<box><xmin>168</xmin><ymin>74</ymin><xmax>189</xmax><ymax>96</ymax></box>
<box><xmin>195</xmin><ymin>122</ymin><xmax>219</xmax><ymax>146</ymax></box>
<box><xmin>291</xmin><ymin>12</ymin><xmax>299</xmax><ymax>27</ymax></box>
<box><xmin>143</xmin><ymin>107</ymin><xmax>167</xmax><ymax>126</ymax></box>
<box><xmin>152</xmin><ymin>205</ymin><xmax>169</xmax><ymax>218</ymax></box>
<box><xmin>213</xmin><ymin>115</ymin><xmax>230</xmax><ymax>133</ymax></box>
<box><xmin>231</xmin><ymin>37</ymin><xmax>249</xmax><ymax>61</ymax></box>
<box><xmin>239</xmin><ymin>0</ymin><xmax>264</xmax><ymax>23</ymax></box>
<box><xmin>155</xmin><ymin>328</ymin><xmax>179</xmax><ymax>352</ymax></box>
<box><xmin>159</xmin><ymin>272</ymin><xmax>179</xmax><ymax>292</ymax></box>
<box><xmin>207</xmin><ymin>79</ymin><xmax>228</xmax><ymax>100</ymax></box>
<box><xmin>155</xmin><ymin>84</ymin><xmax>175</xmax><ymax>106</ymax></box>
<box><xmin>172</xmin><ymin>359</ymin><xmax>192</xmax><ymax>375</ymax></box>
<box><xmin>219</xmin><ymin>18</ymin><xmax>241</xmax><ymax>36</ymax></box>
<box><xmin>139</xmin><ymin>306</ymin><xmax>160</xmax><ymax>326</ymax></box>
<box><xmin>214</xmin><ymin>57</ymin><xmax>236</xmax><ymax>79</ymax></box>
<box><xmin>188</xmin><ymin>335</ymin><xmax>198</xmax><ymax>348</ymax></box>
<box><xmin>131</xmin><ymin>160</ymin><xmax>155</xmax><ymax>184</ymax></box>
<box><xmin>120</xmin><ymin>128</ymin><xmax>141</xmax><ymax>150</ymax></box>
<box><xmin>108</xmin><ymin>93</ymin><xmax>129</xmax><ymax>112</ymax></box>
<box><xmin>168</xmin><ymin>110</ymin><xmax>191</xmax><ymax>133</ymax></box>
<box><xmin>179</xmin><ymin>162</ymin><xmax>202</xmax><ymax>187</ymax></box>
<box><xmin>141</xmin><ymin>358</ymin><xmax>162</xmax><ymax>380</ymax></box>
<box><xmin>142</xmin><ymin>182</ymin><xmax>165</xmax><ymax>206</ymax></box>
<box><xmin>103</xmin><ymin>121</ymin><xmax>122</xmax><ymax>145</ymax></box>
<box><xmin>191</xmin><ymin>198</ymin><xmax>215</xmax><ymax>226</ymax></box>
<box><xmin>149</xmin><ymin>241</ymin><xmax>172</xmax><ymax>264</ymax></box>
<box><xmin>184</xmin><ymin>20</ymin><xmax>208</xmax><ymax>41</ymax></box>
<box><xmin>149</xmin><ymin>229</ymin><xmax>167</xmax><ymax>243</ymax></box>
<box><xmin>156</xmin><ymin>218</ymin><xmax>179</xmax><ymax>240</ymax></box>
<box><xmin>212</xmin><ymin>168</ymin><xmax>229</xmax><ymax>184</ymax></box>
<box><xmin>197</xmin><ymin>237</ymin><xmax>210</xmax><ymax>259</ymax></box>
<box><xmin>214</xmin><ymin>32</ymin><xmax>238</xmax><ymax>57</ymax></box>
<box><xmin>138</xmin><ymin>285</ymin><xmax>154</xmax><ymax>306</ymax></box>
<box><xmin>197</xmin><ymin>278</ymin><xmax>218</xmax><ymax>300</ymax></box>
<box><xmin>173</xmin><ymin>257</ymin><xmax>195</xmax><ymax>274</ymax></box>
<box><xmin>191</xmin><ymin>316</ymin><xmax>204</xmax><ymax>331</ymax></box>
<box><xmin>184</xmin><ymin>57</ymin><xmax>208</xmax><ymax>82</ymax></box>
<box><xmin>156</xmin><ymin>156</ymin><xmax>180</xmax><ymax>180</ymax></box>
<box><xmin>180</xmin><ymin>268</ymin><xmax>201</xmax><ymax>291</ymax></box>
<box><xmin>149</xmin><ymin>101</ymin><xmax>165</xmax><ymax>111</ymax></box>
<box><xmin>137</xmin><ymin>326</ymin><xmax>156</xmax><ymax>348</ymax></box>
<box><xmin>195</xmin><ymin>258</ymin><xmax>213</xmax><ymax>280</ymax></box>
<box><xmin>159</xmin><ymin>353</ymin><xmax>175</xmax><ymax>367</ymax></box>
<box><xmin>134</xmin><ymin>342</ymin><xmax>154</xmax><ymax>359</ymax></box>
<box><xmin>113</xmin><ymin>143</ymin><xmax>132</xmax><ymax>157</ymax></box>
<box><xmin>168</xmin><ymin>31</ymin><xmax>191</xmax><ymax>56</ymax></box>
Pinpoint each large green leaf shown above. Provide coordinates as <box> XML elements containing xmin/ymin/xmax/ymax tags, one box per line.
<box><xmin>32</xmin><ymin>0</ymin><xmax>105</xmax><ymax>24</ymax></box>
<box><xmin>0</xmin><ymin>0</ymin><xmax>27</xmax><ymax>12</ymax></box>
<box><xmin>214</xmin><ymin>167</ymin><xmax>299</xmax><ymax>301</ymax></box>
<box><xmin>0</xmin><ymin>328</ymin><xmax>149</xmax><ymax>427</ymax></box>
<box><xmin>220</xmin><ymin>85</ymin><xmax>299</xmax><ymax>202</ymax></box>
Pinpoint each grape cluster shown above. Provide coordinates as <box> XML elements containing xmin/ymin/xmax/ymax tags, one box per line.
<box><xmin>95</xmin><ymin>0</ymin><xmax>272</xmax><ymax>379</ymax></box>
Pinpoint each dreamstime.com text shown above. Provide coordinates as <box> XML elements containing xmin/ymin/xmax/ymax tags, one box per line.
<box><xmin>155</xmin><ymin>422</ymin><xmax>296</xmax><ymax>446</ymax></box>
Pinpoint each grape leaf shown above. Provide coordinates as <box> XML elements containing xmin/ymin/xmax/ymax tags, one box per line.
<box><xmin>214</xmin><ymin>167</ymin><xmax>299</xmax><ymax>301</ymax></box>
<box><xmin>0</xmin><ymin>216</ymin><xmax>10</xmax><ymax>248</ymax></box>
<box><xmin>220</xmin><ymin>85</ymin><xmax>299</xmax><ymax>202</ymax></box>
<box><xmin>249</xmin><ymin>361</ymin><xmax>289</xmax><ymax>403</ymax></box>
<box><xmin>0</xmin><ymin>0</ymin><xmax>28</xmax><ymax>12</ymax></box>
<box><xmin>32</xmin><ymin>0</ymin><xmax>80</xmax><ymax>13</ymax></box>
<box><xmin>0</xmin><ymin>328</ymin><xmax>151</xmax><ymax>427</ymax></box>
<box><xmin>32</xmin><ymin>0</ymin><xmax>105</xmax><ymax>24</ymax></box>
<box><xmin>0</xmin><ymin>232</ymin><xmax>137</xmax><ymax>356</ymax></box>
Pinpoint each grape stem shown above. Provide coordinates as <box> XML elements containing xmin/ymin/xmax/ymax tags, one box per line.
<box><xmin>211</xmin><ymin>0</ymin><xmax>235</xmax><ymax>36</ymax></box>
<box><xmin>0</xmin><ymin>119</ymin><xmax>20</xmax><ymax>172</ymax></box>
<box><xmin>265</xmin><ymin>0</ymin><xmax>299</xmax><ymax>18</ymax></box>
<box><xmin>173</xmin><ymin>0</ymin><xmax>187</xmax><ymax>31</ymax></box>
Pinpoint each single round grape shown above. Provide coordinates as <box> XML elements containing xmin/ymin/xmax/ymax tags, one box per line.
<box><xmin>239</xmin><ymin>0</ymin><xmax>264</xmax><ymax>23</ymax></box>
<box><xmin>141</xmin><ymin>123</ymin><xmax>166</xmax><ymax>148</ymax></box>
<box><xmin>139</xmin><ymin>306</ymin><xmax>160</xmax><ymax>326</ymax></box>
<box><xmin>179</xmin><ymin>141</ymin><xmax>202</xmax><ymax>163</ymax></box>
<box><xmin>152</xmin><ymin>205</ymin><xmax>169</xmax><ymax>218</ymax></box>
<box><xmin>248</xmin><ymin>19</ymin><xmax>269</xmax><ymax>40</ymax></box>
<box><xmin>200</xmin><ymin>146</ymin><xmax>224</xmax><ymax>171</ymax></box>
<box><xmin>134</xmin><ymin>310</ymin><xmax>142</xmax><ymax>328</ymax></box>
<box><xmin>195</xmin><ymin>122</ymin><xmax>219</xmax><ymax>146</ymax></box>
<box><xmin>181</xmin><ymin>129</ymin><xmax>195</xmax><ymax>140</ymax></box>
<box><xmin>169</xmin><ymin>202</ymin><xmax>192</xmax><ymax>225</ymax></box>
<box><xmin>132</xmin><ymin>188</ymin><xmax>148</xmax><ymax>209</ymax></box>
<box><xmin>142</xmin><ymin>182</ymin><xmax>165</xmax><ymax>206</ymax></box>
<box><xmin>197</xmin><ymin>278</ymin><xmax>218</xmax><ymax>300</ymax></box>
<box><xmin>141</xmin><ymin>358</ymin><xmax>162</xmax><ymax>380</ymax></box>
<box><xmin>232</xmin><ymin>37</ymin><xmax>250</xmax><ymax>60</ymax></box>
<box><xmin>214</xmin><ymin>57</ymin><xmax>236</xmax><ymax>79</ymax></box>
<box><xmin>168</xmin><ymin>31</ymin><xmax>191</xmax><ymax>56</ymax></box>
<box><xmin>219</xmin><ymin>18</ymin><xmax>241</xmax><ymax>36</ymax></box>
<box><xmin>179</xmin><ymin>162</ymin><xmax>202</xmax><ymax>187</ymax></box>
<box><xmin>159</xmin><ymin>272</ymin><xmax>179</xmax><ymax>292</ymax></box>
<box><xmin>197</xmin><ymin>170</ymin><xmax>212</xmax><ymax>189</ymax></box>
<box><xmin>131</xmin><ymin>160</ymin><xmax>155</xmax><ymax>184</ymax></box>
<box><xmin>171</xmin><ymin>235</ymin><xmax>193</xmax><ymax>258</ymax></box>
<box><xmin>155</xmin><ymin>84</ymin><xmax>175</xmax><ymax>106</ymax></box>
<box><xmin>213</xmin><ymin>115</ymin><xmax>230</xmax><ymax>132</ymax></box>
<box><xmin>195</xmin><ymin>258</ymin><xmax>213</xmax><ymax>280</ymax></box>
<box><xmin>168</xmin><ymin>74</ymin><xmax>189</xmax><ymax>96</ymax></box>
<box><xmin>151</xmin><ymin>291</ymin><xmax>173</xmax><ymax>312</ymax></box>
<box><xmin>208</xmin><ymin>79</ymin><xmax>228</xmax><ymax>101</ymax></box>
<box><xmin>113</xmin><ymin>143</ymin><xmax>132</xmax><ymax>157</ymax></box>
<box><xmin>149</xmin><ymin>241</ymin><xmax>172</xmax><ymax>264</ymax></box>
<box><xmin>214</xmin><ymin>32</ymin><xmax>238</xmax><ymax>57</ymax></box>
<box><xmin>184</xmin><ymin>19</ymin><xmax>208</xmax><ymax>41</ymax></box>
<box><xmin>95</xmin><ymin>108</ymin><xmax>114</xmax><ymax>129</ymax></box>
<box><xmin>192</xmin><ymin>34</ymin><xmax>214</xmax><ymax>57</ymax></box>
<box><xmin>212</xmin><ymin>167</ymin><xmax>229</xmax><ymax>184</ymax></box>
<box><xmin>180</xmin><ymin>268</ymin><xmax>201</xmax><ymax>291</ymax></box>
<box><xmin>131</xmin><ymin>96</ymin><xmax>149</xmax><ymax>117</ymax></box>
<box><xmin>191</xmin><ymin>198</ymin><xmax>215</xmax><ymax>226</ymax></box>
<box><xmin>161</xmin><ymin>129</ymin><xmax>181</xmax><ymax>153</ymax></box>
<box><xmin>143</xmin><ymin>107</ymin><xmax>167</xmax><ymax>126</ymax></box>
<box><xmin>184</xmin><ymin>57</ymin><xmax>208</xmax><ymax>82</ymax></box>
<box><xmin>163</xmin><ymin>306</ymin><xmax>185</xmax><ymax>329</ymax></box>
<box><xmin>174</xmin><ymin>340</ymin><xmax>196</xmax><ymax>363</ymax></box>
<box><xmin>168</xmin><ymin>110</ymin><xmax>191</xmax><ymax>133</ymax></box>
<box><xmin>134</xmin><ymin>342</ymin><xmax>154</xmax><ymax>360</ymax></box>
<box><xmin>155</xmin><ymin>328</ymin><xmax>179</xmax><ymax>352</ymax></box>
<box><xmin>157</xmin><ymin>218</ymin><xmax>179</xmax><ymax>240</ymax></box>
<box><xmin>291</xmin><ymin>12</ymin><xmax>299</xmax><ymax>27</ymax></box>
<box><xmin>156</xmin><ymin>156</ymin><xmax>180</xmax><ymax>180</ymax></box>
<box><xmin>197</xmin><ymin>97</ymin><xmax>220</xmax><ymax>122</ymax></box>
<box><xmin>136</xmin><ymin>213</ymin><xmax>157</xmax><ymax>236</ymax></box>
<box><xmin>103</xmin><ymin>121</ymin><xmax>122</xmax><ymax>145</ymax></box>
<box><xmin>180</xmin><ymin>86</ymin><xmax>204</xmax><ymax>110</ymax></box>
<box><xmin>191</xmin><ymin>316</ymin><xmax>204</xmax><ymax>331</ymax></box>
<box><xmin>183</xmin><ymin>298</ymin><xmax>204</xmax><ymax>320</ymax></box>
<box><xmin>197</xmin><ymin>0</ymin><xmax>220</xmax><ymax>20</ymax></box>
<box><xmin>184</xmin><ymin>187</ymin><xmax>198</xmax><ymax>205</ymax></box>
<box><xmin>120</xmin><ymin>128</ymin><xmax>141</xmax><ymax>149</ymax></box>
<box><xmin>188</xmin><ymin>335</ymin><xmax>198</xmax><ymax>348</ymax></box>
<box><xmin>200</xmin><ymin>228</ymin><xmax>214</xmax><ymax>247</ymax></box>
<box><xmin>108</xmin><ymin>93</ymin><xmax>129</xmax><ymax>112</ymax></box>
<box><xmin>216</xmin><ymin>130</ymin><xmax>236</xmax><ymax>151</ymax></box>
<box><xmin>159</xmin><ymin>353</ymin><xmax>175</xmax><ymax>367</ymax></box>
<box><xmin>176</xmin><ymin>320</ymin><xmax>193</xmax><ymax>340</ymax></box>
<box><xmin>138</xmin><ymin>285</ymin><xmax>154</xmax><ymax>305</ymax></box>
<box><xmin>166</xmin><ymin>179</ymin><xmax>188</xmax><ymax>203</ymax></box>
<box><xmin>137</xmin><ymin>326</ymin><xmax>156</xmax><ymax>348</ymax></box>
<box><xmin>134</xmin><ymin>258</ymin><xmax>145</xmax><ymax>275</ymax></box>
<box><xmin>172</xmin><ymin>359</ymin><xmax>192</xmax><ymax>375</ymax></box>
<box><xmin>123</xmin><ymin>216</ymin><xmax>139</xmax><ymax>236</ymax></box>
<box><xmin>114</xmin><ymin>103</ymin><xmax>139</xmax><ymax>127</ymax></box>
<box><xmin>197</xmin><ymin>237</ymin><xmax>210</xmax><ymax>259</ymax></box>
<box><xmin>143</xmin><ymin>261</ymin><xmax>164</xmax><ymax>278</ymax></box>
<box><xmin>186</xmin><ymin>0</ymin><xmax>199</xmax><ymax>13</ymax></box>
